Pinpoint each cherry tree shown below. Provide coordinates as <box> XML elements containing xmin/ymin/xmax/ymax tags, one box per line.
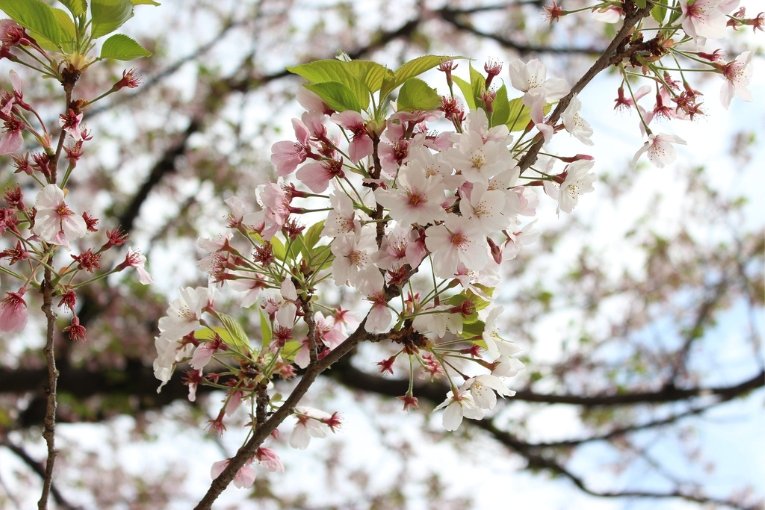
<box><xmin>0</xmin><ymin>1</ymin><xmax>762</xmax><ymax>509</ymax></box>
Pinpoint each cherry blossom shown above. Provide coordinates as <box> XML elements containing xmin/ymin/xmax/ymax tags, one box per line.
<box><xmin>719</xmin><ymin>51</ymin><xmax>753</xmax><ymax>108</ymax></box>
<box><xmin>32</xmin><ymin>184</ymin><xmax>88</xmax><ymax>246</ymax></box>
<box><xmin>561</xmin><ymin>95</ymin><xmax>594</xmax><ymax>145</ymax></box>
<box><xmin>154</xmin><ymin>287</ymin><xmax>212</xmax><ymax>389</ymax></box>
<box><xmin>375</xmin><ymin>161</ymin><xmax>446</xmax><ymax>226</ymax></box>
<box><xmin>544</xmin><ymin>160</ymin><xmax>596</xmax><ymax>213</ymax></box>
<box><xmin>632</xmin><ymin>133</ymin><xmax>687</xmax><ymax>168</ymax></box>
<box><xmin>0</xmin><ymin>287</ymin><xmax>27</xmax><ymax>333</ymax></box>
<box><xmin>680</xmin><ymin>0</ymin><xmax>733</xmax><ymax>39</ymax></box>
<box><xmin>289</xmin><ymin>407</ymin><xmax>338</xmax><ymax>449</ymax></box>
<box><xmin>425</xmin><ymin>216</ymin><xmax>491</xmax><ymax>278</ymax></box>
<box><xmin>434</xmin><ymin>390</ymin><xmax>485</xmax><ymax>431</ymax></box>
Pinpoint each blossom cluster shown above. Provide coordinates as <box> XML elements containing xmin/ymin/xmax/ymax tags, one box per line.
<box><xmin>0</xmin><ymin>20</ymin><xmax>150</xmax><ymax>340</ymax></box>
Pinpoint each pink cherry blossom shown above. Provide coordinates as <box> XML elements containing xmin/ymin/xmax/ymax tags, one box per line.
<box><xmin>117</xmin><ymin>248</ymin><xmax>153</xmax><ymax>284</ymax></box>
<box><xmin>270</xmin><ymin>118</ymin><xmax>311</xmax><ymax>176</ymax></box>
<box><xmin>375</xmin><ymin>162</ymin><xmax>446</xmax><ymax>226</ymax></box>
<box><xmin>332</xmin><ymin>111</ymin><xmax>373</xmax><ymax>162</ymax></box>
<box><xmin>425</xmin><ymin>216</ymin><xmax>491</xmax><ymax>278</ymax></box>
<box><xmin>0</xmin><ymin>287</ymin><xmax>27</xmax><ymax>333</ymax></box>
<box><xmin>32</xmin><ymin>184</ymin><xmax>88</xmax><ymax>246</ymax></box>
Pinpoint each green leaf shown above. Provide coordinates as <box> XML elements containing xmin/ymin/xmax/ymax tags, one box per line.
<box><xmin>461</xmin><ymin>319</ymin><xmax>486</xmax><ymax>340</ymax></box>
<box><xmin>60</xmin><ymin>0</ymin><xmax>87</xmax><ymax>16</ymax></box>
<box><xmin>396</xmin><ymin>78</ymin><xmax>441</xmax><ymax>112</ymax></box>
<box><xmin>270</xmin><ymin>235</ymin><xmax>287</xmax><ymax>261</ymax></box>
<box><xmin>346</xmin><ymin>60</ymin><xmax>390</xmax><ymax>92</ymax></box>
<box><xmin>100</xmin><ymin>33</ymin><xmax>151</xmax><ymax>60</ymax></box>
<box><xmin>491</xmin><ymin>85</ymin><xmax>510</xmax><ymax>127</ymax></box>
<box><xmin>0</xmin><ymin>0</ymin><xmax>68</xmax><ymax>46</ymax></box>
<box><xmin>288</xmin><ymin>60</ymin><xmax>369</xmax><ymax>110</ymax></box>
<box><xmin>453</xmin><ymin>75</ymin><xmax>476</xmax><ymax>110</ymax></box>
<box><xmin>303</xmin><ymin>221</ymin><xmax>325</xmax><ymax>251</ymax></box>
<box><xmin>309</xmin><ymin>245</ymin><xmax>333</xmax><ymax>271</ymax></box>
<box><xmin>380</xmin><ymin>55</ymin><xmax>460</xmax><ymax>99</ymax></box>
<box><xmin>651</xmin><ymin>2</ymin><xmax>667</xmax><ymax>23</ymax></box>
<box><xmin>259</xmin><ymin>308</ymin><xmax>272</xmax><ymax>349</ymax></box>
<box><xmin>469</xmin><ymin>63</ymin><xmax>486</xmax><ymax>106</ymax></box>
<box><xmin>304</xmin><ymin>81</ymin><xmax>363</xmax><ymax>112</ymax></box>
<box><xmin>634</xmin><ymin>0</ymin><xmax>647</xmax><ymax>7</ymax></box>
<box><xmin>218</xmin><ymin>313</ymin><xmax>250</xmax><ymax>352</ymax></box>
<box><xmin>90</xmin><ymin>0</ymin><xmax>133</xmax><ymax>39</ymax></box>
<box><xmin>131</xmin><ymin>0</ymin><xmax>160</xmax><ymax>4</ymax></box>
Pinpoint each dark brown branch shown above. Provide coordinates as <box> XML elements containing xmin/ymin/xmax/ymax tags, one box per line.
<box><xmin>2</xmin><ymin>360</ymin><xmax>763</xmax><ymax>427</ymax></box>
<box><xmin>478</xmin><ymin>421</ymin><xmax>758</xmax><ymax>510</ymax></box>
<box><xmin>516</xmin><ymin>2</ymin><xmax>652</xmax><ymax>172</ymax></box>
<box><xmin>1</xmin><ymin>440</ymin><xmax>81</xmax><ymax>510</ymax></box>
<box><xmin>437</xmin><ymin>7</ymin><xmax>601</xmax><ymax>57</ymax></box>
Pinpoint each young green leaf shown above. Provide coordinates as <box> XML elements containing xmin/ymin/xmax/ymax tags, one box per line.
<box><xmin>346</xmin><ymin>60</ymin><xmax>391</xmax><ymax>92</ymax></box>
<box><xmin>270</xmin><ymin>235</ymin><xmax>287</xmax><ymax>261</ymax></box>
<box><xmin>60</xmin><ymin>0</ymin><xmax>87</xmax><ymax>17</ymax></box>
<box><xmin>651</xmin><ymin>2</ymin><xmax>667</xmax><ymax>24</ymax></box>
<box><xmin>491</xmin><ymin>85</ymin><xmax>510</xmax><ymax>127</ymax></box>
<box><xmin>380</xmin><ymin>55</ymin><xmax>461</xmax><ymax>99</ymax></box>
<box><xmin>258</xmin><ymin>308</ymin><xmax>272</xmax><ymax>349</ymax></box>
<box><xmin>0</xmin><ymin>0</ymin><xmax>68</xmax><ymax>47</ymax></box>
<box><xmin>131</xmin><ymin>0</ymin><xmax>161</xmax><ymax>4</ymax></box>
<box><xmin>219</xmin><ymin>313</ymin><xmax>250</xmax><ymax>352</ymax></box>
<box><xmin>100</xmin><ymin>33</ymin><xmax>151</xmax><ymax>60</ymax></box>
<box><xmin>302</xmin><ymin>221</ymin><xmax>325</xmax><ymax>251</ymax></box>
<box><xmin>469</xmin><ymin>63</ymin><xmax>486</xmax><ymax>106</ymax></box>
<box><xmin>304</xmin><ymin>82</ymin><xmax>364</xmax><ymax>112</ymax></box>
<box><xmin>288</xmin><ymin>60</ymin><xmax>369</xmax><ymax>110</ymax></box>
<box><xmin>453</xmin><ymin>75</ymin><xmax>476</xmax><ymax>110</ymax></box>
<box><xmin>90</xmin><ymin>0</ymin><xmax>133</xmax><ymax>39</ymax></box>
<box><xmin>396</xmin><ymin>78</ymin><xmax>441</xmax><ymax>112</ymax></box>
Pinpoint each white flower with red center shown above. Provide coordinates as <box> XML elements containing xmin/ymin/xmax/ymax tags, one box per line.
<box><xmin>508</xmin><ymin>58</ymin><xmax>568</xmax><ymax>125</ymax></box>
<box><xmin>459</xmin><ymin>183</ymin><xmax>507</xmax><ymax>234</ymax></box>
<box><xmin>289</xmin><ymin>407</ymin><xmax>339</xmax><ymax>449</ymax></box>
<box><xmin>425</xmin><ymin>216</ymin><xmax>491</xmax><ymax>278</ymax></box>
<box><xmin>434</xmin><ymin>389</ymin><xmax>485</xmax><ymax>431</ymax></box>
<box><xmin>154</xmin><ymin>286</ymin><xmax>212</xmax><ymax>390</ymax></box>
<box><xmin>680</xmin><ymin>0</ymin><xmax>731</xmax><ymax>39</ymax></box>
<box><xmin>444</xmin><ymin>127</ymin><xmax>511</xmax><ymax>185</ymax></box>
<box><xmin>376</xmin><ymin>162</ymin><xmax>446</xmax><ymax>226</ymax></box>
<box><xmin>32</xmin><ymin>184</ymin><xmax>87</xmax><ymax>247</ymax></box>
<box><xmin>330</xmin><ymin>224</ymin><xmax>384</xmax><ymax>294</ymax></box>
<box><xmin>561</xmin><ymin>95</ymin><xmax>594</xmax><ymax>145</ymax></box>
<box><xmin>406</xmin><ymin>145</ymin><xmax>461</xmax><ymax>188</ymax></box>
<box><xmin>719</xmin><ymin>51</ymin><xmax>753</xmax><ymax>108</ymax></box>
<box><xmin>332</xmin><ymin>111</ymin><xmax>373</xmax><ymax>162</ymax></box>
<box><xmin>270</xmin><ymin>118</ymin><xmax>312</xmax><ymax>176</ymax></box>
<box><xmin>632</xmin><ymin>133</ymin><xmax>687</xmax><ymax>168</ymax></box>
<box><xmin>323</xmin><ymin>192</ymin><xmax>359</xmax><ymax>237</ymax></box>
<box><xmin>118</xmin><ymin>248</ymin><xmax>153</xmax><ymax>284</ymax></box>
<box><xmin>544</xmin><ymin>160</ymin><xmax>596</xmax><ymax>213</ymax></box>
<box><xmin>377</xmin><ymin>224</ymin><xmax>425</xmax><ymax>271</ymax></box>
<box><xmin>462</xmin><ymin>374</ymin><xmax>516</xmax><ymax>411</ymax></box>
